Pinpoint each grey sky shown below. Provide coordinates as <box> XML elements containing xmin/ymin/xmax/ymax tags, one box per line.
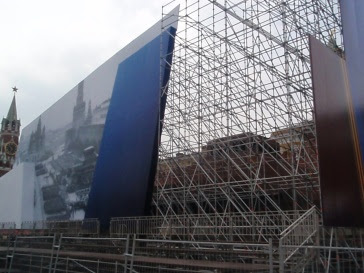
<box><xmin>0</xmin><ymin>0</ymin><xmax>172</xmax><ymax>129</ymax></box>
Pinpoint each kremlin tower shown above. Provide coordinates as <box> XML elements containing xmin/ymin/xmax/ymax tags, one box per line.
<box><xmin>0</xmin><ymin>87</ymin><xmax>20</xmax><ymax>177</ymax></box>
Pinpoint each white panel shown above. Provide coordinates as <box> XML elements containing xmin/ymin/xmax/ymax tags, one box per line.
<box><xmin>0</xmin><ymin>163</ymin><xmax>34</xmax><ymax>227</ymax></box>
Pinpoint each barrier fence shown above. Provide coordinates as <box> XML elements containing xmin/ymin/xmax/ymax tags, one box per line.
<box><xmin>0</xmin><ymin>222</ymin><xmax>16</xmax><ymax>230</ymax></box>
<box><xmin>0</xmin><ymin>234</ymin><xmax>274</xmax><ymax>273</ymax></box>
<box><xmin>19</xmin><ymin>218</ymin><xmax>100</xmax><ymax>236</ymax></box>
<box><xmin>2</xmin><ymin>235</ymin><xmax>362</xmax><ymax>272</ymax></box>
<box><xmin>0</xmin><ymin>208</ymin><xmax>364</xmax><ymax>272</ymax></box>
<box><xmin>110</xmin><ymin>210</ymin><xmax>306</xmax><ymax>242</ymax></box>
<box><xmin>0</xmin><ymin>212</ymin><xmax>363</xmax><ymax>272</ymax></box>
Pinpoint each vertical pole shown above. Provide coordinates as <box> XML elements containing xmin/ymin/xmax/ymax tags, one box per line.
<box><xmin>335</xmin><ymin>229</ymin><xmax>340</xmax><ymax>273</ymax></box>
<box><xmin>8</xmin><ymin>235</ymin><xmax>17</xmax><ymax>273</ymax></box>
<box><xmin>4</xmin><ymin>235</ymin><xmax>10</xmax><ymax>270</ymax></box>
<box><xmin>28</xmin><ymin>252</ymin><xmax>33</xmax><ymax>273</ymax></box>
<box><xmin>52</xmin><ymin>233</ymin><xmax>62</xmax><ymax>273</ymax></box>
<box><xmin>97</xmin><ymin>220</ymin><xmax>100</xmax><ymax>236</ymax></box>
<box><xmin>279</xmin><ymin>240</ymin><xmax>284</xmax><ymax>273</ymax></box>
<box><xmin>65</xmin><ymin>257</ymin><xmax>69</xmax><ymax>273</ymax></box>
<box><xmin>229</xmin><ymin>216</ymin><xmax>233</xmax><ymax>242</ymax></box>
<box><xmin>315</xmin><ymin>219</ymin><xmax>321</xmax><ymax>271</ymax></box>
<box><xmin>48</xmin><ymin>234</ymin><xmax>56</xmax><ymax>273</ymax></box>
<box><xmin>326</xmin><ymin>228</ymin><xmax>334</xmax><ymax>273</ymax></box>
<box><xmin>269</xmin><ymin>238</ymin><xmax>273</xmax><ymax>273</ymax></box>
<box><xmin>282</xmin><ymin>0</ymin><xmax>296</xmax><ymax>211</ymax></box>
<box><xmin>361</xmin><ymin>229</ymin><xmax>364</xmax><ymax>273</ymax></box>
<box><xmin>124</xmin><ymin>235</ymin><xmax>130</xmax><ymax>273</ymax></box>
<box><xmin>40</xmin><ymin>256</ymin><xmax>44</xmax><ymax>273</ymax></box>
<box><xmin>129</xmin><ymin>234</ymin><xmax>136</xmax><ymax>273</ymax></box>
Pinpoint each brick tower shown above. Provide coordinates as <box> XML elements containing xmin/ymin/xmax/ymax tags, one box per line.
<box><xmin>0</xmin><ymin>87</ymin><xmax>21</xmax><ymax>177</ymax></box>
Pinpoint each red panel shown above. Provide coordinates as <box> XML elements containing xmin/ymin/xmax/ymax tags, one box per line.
<box><xmin>309</xmin><ymin>35</ymin><xmax>364</xmax><ymax>227</ymax></box>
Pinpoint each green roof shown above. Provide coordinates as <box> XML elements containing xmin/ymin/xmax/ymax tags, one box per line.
<box><xmin>6</xmin><ymin>95</ymin><xmax>17</xmax><ymax>121</ymax></box>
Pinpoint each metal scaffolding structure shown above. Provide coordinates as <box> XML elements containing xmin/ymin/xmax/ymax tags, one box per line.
<box><xmin>155</xmin><ymin>0</ymin><xmax>341</xmax><ymax>236</ymax></box>
<box><xmin>2</xmin><ymin>1</ymin><xmax>364</xmax><ymax>272</ymax></box>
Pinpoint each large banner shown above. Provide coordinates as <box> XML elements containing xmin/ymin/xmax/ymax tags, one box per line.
<box><xmin>340</xmin><ymin>0</ymin><xmax>364</xmax><ymax>164</ymax></box>
<box><xmin>85</xmin><ymin>23</ymin><xmax>177</xmax><ymax>228</ymax></box>
<box><xmin>310</xmin><ymin>35</ymin><xmax>364</xmax><ymax>227</ymax></box>
<box><xmin>8</xmin><ymin>7</ymin><xmax>178</xmax><ymax>226</ymax></box>
<box><xmin>310</xmin><ymin>0</ymin><xmax>364</xmax><ymax>227</ymax></box>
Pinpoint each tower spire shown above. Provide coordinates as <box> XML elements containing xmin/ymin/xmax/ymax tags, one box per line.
<box><xmin>6</xmin><ymin>87</ymin><xmax>18</xmax><ymax>122</ymax></box>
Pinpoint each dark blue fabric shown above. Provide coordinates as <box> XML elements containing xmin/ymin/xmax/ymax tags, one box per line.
<box><xmin>85</xmin><ymin>27</ymin><xmax>176</xmax><ymax>228</ymax></box>
<box><xmin>340</xmin><ymin>0</ymin><xmax>364</xmax><ymax>161</ymax></box>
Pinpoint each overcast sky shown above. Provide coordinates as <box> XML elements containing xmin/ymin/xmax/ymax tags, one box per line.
<box><xmin>0</xmin><ymin>0</ymin><xmax>175</xmax><ymax>129</ymax></box>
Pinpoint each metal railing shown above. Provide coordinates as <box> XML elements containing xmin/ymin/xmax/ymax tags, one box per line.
<box><xmin>1</xmin><ymin>234</ymin><xmax>275</xmax><ymax>273</ymax></box>
<box><xmin>3</xmin><ymin>232</ymin><xmax>364</xmax><ymax>273</ymax></box>
<box><xmin>284</xmin><ymin>244</ymin><xmax>364</xmax><ymax>272</ymax></box>
<box><xmin>0</xmin><ymin>222</ymin><xmax>16</xmax><ymax>230</ymax></box>
<box><xmin>20</xmin><ymin>218</ymin><xmax>100</xmax><ymax>236</ymax></box>
<box><xmin>110</xmin><ymin>210</ymin><xmax>306</xmax><ymax>242</ymax></box>
<box><xmin>1</xmin><ymin>213</ymin><xmax>364</xmax><ymax>272</ymax></box>
<box><xmin>279</xmin><ymin>206</ymin><xmax>319</xmax><ymax>273</ymax></box>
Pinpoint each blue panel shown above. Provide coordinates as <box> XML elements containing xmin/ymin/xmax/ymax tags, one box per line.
<box><xmin>340</xmin><ymin>0</ymin><xmax>364</xmax><ymax>161</ymax></box>
<box><xmin>85</xmin><ymin>27</ymin><xmax>176</xmax><ymax>228</ymax></box>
